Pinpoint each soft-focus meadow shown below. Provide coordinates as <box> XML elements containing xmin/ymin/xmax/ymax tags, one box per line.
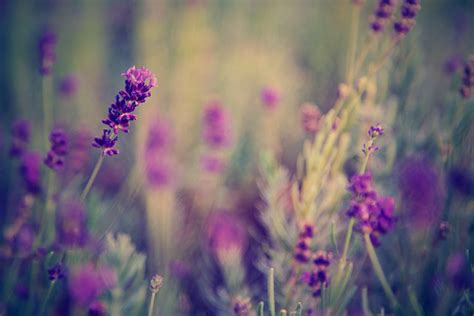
<box><xmin>1</xmin><ymin>0</ymin><xmax>474</xmax><ymax>315</ymax></box>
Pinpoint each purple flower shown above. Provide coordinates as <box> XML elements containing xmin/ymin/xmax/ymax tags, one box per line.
<box><xmin>93</xmin><ymin>66</ymin><xmax>157</xmax><ymax>156</ymax></box>
<box><xmin>393</xmin><ymin>0</ymin><xmax>421</xmax><ymax>35</ymax></box>
<box><xmin>44</xmin><ymin>128</ymin><xmax>68</xmax><ymax>171</ymax></box>
<box><xmin>67</xmin><ymin>128</ymin><xmax>93</xmax><ymax>174</ymax></box>
<box><xmin>202</xmin><ymin>100</ymin><xmax>233</xmax><ymax>149</ymax></box>
<box><xmin>88</xmin><ymin>301</ymin><xmax>107</xmax><ymax>316</ymax></box>
<box><xmin>302</xmin><ymin>250</ymin><xmax>332</xmax><ymax>297</ymax></box>
<box><xmin>69</xmin><ymin>263</ymin><xmax>117</xmax><ymax>306</ymax></box>
<box><xmin>59</xmin><ymin>75</ymin><xmax>79</xmax><ymax>98</ymax></box>
<box><xmin>370</xmin><ymin>0</ymin><xmax>396</xmax><ymax>33</ymax></box>
<box><xmin>368</xmin><ymin>123</ymin><xmax>384</xmax><ymax>138</ymax></box>
<box><xmin>201</xmin><ymin>154</ymin><xmax>226</xmax><ymax>173</ymax></box>
<box><xmin>47</xmin><ymin>262</ymin><xmax>66</xmax><ymax>281</ymax></box>
<box><xmin>56</xmin><ymin>199</ymin><xmax>88</xmax><ymax>248</ymax></box>
<box><xmin>460</xmin><ymin>55</ymin><xmax>474</xmax><ymax>99</ymax></box>
<box><xmin>261</xmin><ymin>86</ymin><xmax>280</xmax><ymax>110</ymax></box>
<box><xmin>38</xmin><ymin>31</ymin><xmax>57</xmax><ymax>75</ymax></box>
<box><xmin>12</xmin><ymin>224</ymin><xmax>35</xmax><ymax>257</ymax></box>
<box><xmin>10</xmin><ymin>120</ymin><xmax>31</xmax><ymax>157</ymax></box>
<box><xmin>346</xmin><ymin>172</ymin><xmax>396</xmax><ymax>245</ymax></box>
<box><xmin>206</xmin><ymin>211</ymin><xmax>247</xmax><ymax>258</ymax></box>
<box><xmin>301</xmin><ymin>103</ymin><xmax>322</xmax><ymax>135</ymax></box>
<box><xmin>146</xmin><ymin>117</ymin><xmax>173</xmax><ymax>152</ymax></box>
<box><xmin>20</xmin><ymin>151</ymin><xmax>42</xmax><ymax>194</ymax></box>
<box><xmin>294</xmin><ymin>223</ymin><xmax>314</xmax><ymax>263</ymax></box>
<box><xmin>232</xmin><ymin>296</ymin><xmax>253</xmax><ymax>316</ymax></box>
<box><xmin>146</xmin><ymin>157</ymin><xmax>175</xmax><ymax>188</ymax></box>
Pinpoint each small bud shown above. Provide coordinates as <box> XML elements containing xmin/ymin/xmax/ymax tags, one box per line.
<box><xmin>150</xmin><ymin>274</ymin><xmax>163</xmax><ymax>294</ymax></box>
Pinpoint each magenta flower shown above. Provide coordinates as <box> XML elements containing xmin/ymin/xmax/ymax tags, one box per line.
<box><xmin>206</xmin><ymin>211</ymin><xmax>247</xmax><ymax>258</ymax></box>
<box><xmin>202</xmin><ymin>100</ymin><xmax>233</xmax><ymax>149</ymax></box>
<box><xmin>201</xmin><ymin>154</ymin><xmax>226</xmax><ymax>173</ymax></box>
<box><xmin>261</xmin><ymin>86</ymin><xmax>280</xmax><ymax>110</ymax></box>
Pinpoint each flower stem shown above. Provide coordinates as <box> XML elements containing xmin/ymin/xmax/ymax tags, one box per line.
<box><xmin>40</xmin><ymin>280</ymin><xmax>56</xmax><ymax>316</ymax></box>
<box><xmin>340</xmin><ymin>218</ymin><xmax>355</xmax><ymax>266</ymax></box>
<box><xmin>147</xmin><ymin>292</ymin><xmax>157</xmax><ymax>316</ymax></box>
<box><xmin>364</xmin><ymin>233</ymin><xmax>398</xmax><ymax>308</ymax></box>
<box><xmin>80</xmin><ymin>154</ymin><xmax>104</xmax><ymax>201</ymax></box>
<box><xmin>268</xmin><ymin>267</ymin><xmax>276</xmax><ymax>316</ymax></box>
<box><xmin>42</xmin><ymin>76</ymin><xmax>53</xmax><ymax>150</ymax></box>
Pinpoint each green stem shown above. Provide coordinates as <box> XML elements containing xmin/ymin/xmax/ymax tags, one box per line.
<box><xmin>42</xmin><ymin>76</ymin><xmax>53</xmax><ymax>150</ymax></box>
<box><xmin>147</xmin><ymin>292</ymin><xmax>156</xmax><ymax>316</ymax></box>
<box><xmin>341</xmin><ymin>218</ymin><xmax>355</xmax><ymax>266</ymax></box>
<box><xmin>408</xmin><ymin>286</ymin><xmax>423</xmax><ymax>316</ymax></box>
<box><xmin>80</xmin><ymin>154</ymin><xmax>104</xmax><ymax>201</ymax></box>
<box><xmin>362</xmin><ymin>287</ymin><xmax>372</xmax><ymax>316</ymax></box>
<box><xmin>257</xmin><ymin>302</ymin><xmax>264</xmax><ymax>316</ymax></box>
<box><xmin>364</xmin><ymin>234</ymin><xmax>398</xmax><ymax>308</ymax></box>
<box><xmin>268</xmin><ymin>267</ymin><xmax>275</xmax><ymax>316</ymax></box>
<box><xmin>40</xmin><ymin>281</ymin><xmax>56</xmax><ymax>316</ymax></box>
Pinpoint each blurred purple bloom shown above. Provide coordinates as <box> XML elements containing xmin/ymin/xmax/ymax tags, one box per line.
<box><xmin>38</xmin><ymin>31</ymin><xmax>57</xmax><ymax>75</ymax></box>
<box><xmin>302</xmin><ymin>250</ymin><xmax>332</xmax><ymax>297</ymax></box>
<box><xmin>48</xmin><ymin>262</ymin><xmax>66</xmax><ymax>281</ymax></box>
<box><xmin>460</xmin><ymin>55</ymin><xmax>474</xmax><ymax>99</ymax></box>
<box><xmin>232</xmin><ymin>296</ymin><xmax>253</xmax><ymax>316</ymax></box>
<box><xmin>56</xmin><ymin>199</ymin><xmax>88</xmax><ymax>248</ymax></box>
<box><xmin>368</xmin><ymin>123</ymin><xmax>384</xmax><ymax>138</ymax></box>
<box><xmin>370</xmin><ymin>0</ymin><xmax>396</xmax><ymax>33</ymax></box>
<box><xmin>44</xmin><ymin>128</ymin><xmax>68</xmax><ymax>171</ymax></box>
<box><xmin>394</xmin><ymin>0</ymin><xmax>421</xmax><ymax>35</ymax></box>
<box><xmin>12</xmin><ymin>224</ymin><xmax>35</xmax><ymax>257</ymax></box>
<box><xmin>146</xmin><ymin>157</ymin><xmax>175</xmax><ymax>188</ymax></box>
<box><xmin>261</xmin><ymin>86</ymin><xmax>280</xmax><ymax>110</ymax></box>
<box><xmin>294</xmin><ymin>223</ymin><xmax>314</xmax><ymax>263</ymax></box>
<box><xmin>169</xmin><ymin>260</ymin><xmax>191</xmax><ymax>279</ymax></box>
<box><xmin>301</xmin><ymin>103</ymin><xmax>322</xmax><ymax>135</ymax></box>
<box><xmin>10</xmin><ymin>119</ymin><xmax>31</xmax><ymax>157</ymax></box>
<box><xmin>202</xmin><ymin>100</ymin><xmax>233</xmax><ymax>149</ymax></box>
<box><xmin>206</xmin><ymin>211</ymin><xmax>247</xmax><ymax>257</ymax></box>
<box><xmin>20</xmin><ymin>151</ymin><xmax>42</xmax><ymax>194</ymax></box>
<box><xmin>59</xmin><ymin>75</ymin><xmax>79</xmax><ymax>98</ymax></box>
<box><xmin>93</xmin><ymin>66</ymin><xmax>157</xmax><ymax>156</ymax></box>
<box><xmin>398</xmin><ymin>157</ymin><xmax>444</xmax><ymax>228</ymax></box>
<box><xmin>88</xmin><ymin>301</ymin><xmax>107</xmax><ymax>316</ymax></box>
<box><xmin>146</xmin><ymin>117</ymin><xmax>173</xmax><ymax>152</ymax></box>
<box><xmin>201</xmin><ymin>154</ymin><xmax>226</xmax><ymax>173</ymax></box>
<box><xmin>443</xmin><ymin>54</ymin><xmax>464</xmax><ymax>75</ymax></box>
<box><xmin>449</xmin><ymin>167</ymin><xmax>474</xmax><ymax>197</ymax></box>
<box><xmin>69</xmin><ymin>263</ymin><xmax>117</xmax><ymax>306</ymax></box>
<box><xmin>446</xmin><ymin>252</ymin><xmax>470</xmax><ymax>289</ymax></box>
<box><xmin>67</xmin><ymin>127</ymin><xmax>93</xmax><ymax>174</ymax></box>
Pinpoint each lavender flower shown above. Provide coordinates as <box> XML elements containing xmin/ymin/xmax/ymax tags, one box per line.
<box><xmin>20</xmin><ymin>151</ymin><xmax>42</xmax><ymax>194</ymax></box>
<box><xmin>88</xmin><ymin>301</ymin><xmax>107</xmax><ymax>316</ymax></box>
<box><xmin>59</xmin><ymin>75</ymin><xmax>79</xmax><ymax>98</ymax></box>
<box><xmin>232</xmin><ymin>296</ymin><xmax>253</xmax><ymax>316</ymax></box>
<box><xmin>346</xmin><ymin>173</ymin><xmax>396</xmax><ymax>246</ymax></box>
<box><xmin>370</xmin><ymin>0</ymin><xmax>397</xmax><ymax>33</ymax></box>
<box><xmin>302</xmin><ymin>250</ymin><xmax>332</xmax><ymax>297</ymax></box>
<box><xmin>362</xmin><ymin>124</ymin><xmax>384</xmax><ymax>155</ymax></box>
<box><xmin>56</xmin><ymin>199</ymin><xmax>88</xmax><ymax>248</ymax></box>
<box><xmin>206</xmin><ymin>211</ymin><xmax>247</xmax><ymax>261</ymax></box>
<box><xmin>261</xmin><ymin>86</ymin><xmax>280</xmax><ymax>110</ymax></box>
<box><xmin>38</xmin><ymin>31</ymin><xmax>57</xmax><ymax>75</ymax></box>
<box><xmin>368</xmin><ymin>123</ymin><xmax>384</xmax><ymax>138</ymax></box>
<box><xmin>47</xmin><ymin>262</ymin><xmax>66</xmax><ymax>281</ymax></box>
<box><xmin>201</xmin><ymin>154</ymin><xmax>226</xmax><ymax>173</ymax></box>
<box><xmin>44</xmin><ymin>128</ymin><xmax>68</xmax><ymax>171</ymax></box>
<box><xmin>12</xmin><ymin>224</ymin><xmax>35</xmax><ymax>257</ymax></box>
<box><xmin>301</xmin><ymin>103</ymin><xmax>322</xmax><ymax>135</ymax></box>
<box><xmin>150</xmin><ymin>274</ymin><xmax>164</xmax><ymax>294</ymax></box>
<box><xmin>69</xmin><ymin>263</ymin><xmax>117</xmax><ymax>306</ymax></box>
<box><xmin>202</xmin><ymin>100</ymin><xmax>233</xmax><ymax>149</ymax></box>
<box><xmin>93</xmin><ymin>66</ymin><xmax>157</xmax><ymax>156</ymax></box>
<box><xmin>146</xmin><ymin>157</ymin><xmax>175</xmax><ymax>188</ymax></box>
<box><xmin>460</xmin><ymin>55</ymin><xmax>474</xmax><ymax>99</ymax></box>
<box><xmin>10</xmin><ymin>119</ymin><xmax>31</xmax><ymax>157</ymax></box>
<box><xmin>67</xmin><ymin>128</ymin><xmax>93</xmax><ymax>174</ymax></box>
<box><xmin>294</xmin><ymin>223</ymin><xmax>314</xmax><ymax>263</ymax></box>
<box><xmin>394</xmin><ymin>0</ymin><xmax>421</xmax><ymax>35</ymax></box>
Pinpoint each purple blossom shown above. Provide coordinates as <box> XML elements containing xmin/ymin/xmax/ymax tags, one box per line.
<box><xmin>69</xmin><ymin>263</ymin><xmax>117</xmax><ymax>306</ymax></box>
<box><xmin>294</xmin><ymin>223</ymin><xmax>314</xmax><ymax>263</ymax></box>
<box><xmin>370</xmin><ymin>0</ymin><xmax>396</xmax><ymax>33</ymax></box>
<box><xmin>202</xmin><ymin>100</ymin><xmax>233</xmax><ymax>149</ymax></box>
<box><xmin>67</xmin><ymin>128</ymin><xmax>93</xmax><ymax>174</ymax></box>
<box><xmin>47</xmin><ymin>262</ymin><xmax>66</xmax><ymax>281</ymax></box>
<box><xmin>368</xmin><ymin>124</ymin><xmax>384</xmax><ymax>138</ymax></box>
<box><xmin>232</xmin><ymin>296</ymin><xmax>253</xmax><ymax>316</ymax></box>
<box><xmin>88</xmin><ymin>301</ymin><xmax>107</xmax><ymax>316</ymax></box>
<box><xmin>146</xmin><ymin>157</ymin><xmax>175</xmax><ymax>188</ymax></box>
<box><xmin>201</xmin><ymin>154</ymin><xmax>226</xmax><ymax>173</ymax></box>
<box><xmin>206</xmin><ymin>211</ymin><xmax>247</xmax><ymax>257</ymax></box>
<box><xmin>93</xmin><ymin>66</ymin><xmax>157</xmax><ymax>156</ymax></box>
<box><xmin>56</xmin><ymin>199</ymin><xmax>88</xmax><ymax>248</ymax></box>
<box><xmin>59</xmin><ymin>75</ymin><xmax>79</xmax><ymax>98</ymax></box>
<box><xmin>44</xmin><ymin>128</ymin><xmax>68</xmax><ymax>171</ymax></box>
<box><xmin>146</xmin><ymin>117</ymin><xmax>173</xmax><ymax>152</ymax></box>
<box><xmin>393</xmin><ymin>0</ymin><xmax>421</xmax><ymax>35</ymax></box>
<box><xmin>10</xmin><ymin>119</ymin><xmax>31</xmax><ymax>157</ymax></box>
<box><xmin>302</xmin><ymin>251</ymin><xmax>332</xmax><ymax>297</ymax></box>
<box><xmin>301</xmin><ymin>103</ymin><xmax>322</xmax><ymax>135</ymax></box>
<box><xmin>261</xmin><ymin>86</ymin><xmax>280</xmax><ymax>110</ymax></box>
<box><xmin>346</xmin><ymin>173</ymin><xmax>396</xmax><ymax>246</ymax></box>
<box><xmin>38</xmin><ymin>31</ymin><xmax>57</xmax><ymax>76</ymax></box>
<box><xmin>20</xmin><ymin>151</ymin><xmax>42</xmax><ymax>194</ymax></box>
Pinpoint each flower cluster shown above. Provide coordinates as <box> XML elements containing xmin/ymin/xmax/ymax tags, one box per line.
<box><xmin>363</xmin><ymin>123</ymin><xmax>384</xmax><ymax>155</ymax></box>
<box><xmin>370</xmin><ymin>0</ymin><xmax>397</xmax><ymax>33</ymax></box>
<box><xmin>232</xmin><ymin>296</ymin><xmax>253</xmax><ymax>316</ymax></box>
<box><xmin>20</xmin><ymin>152</ymin><xmax>42</xmax><ymax>195</ymax></box>
<box><xmin>346</xmin><ymin>173</ymin><xmax>396</xmax><ymax>246</ymax></box>
<box><xmin>150</xmin><ymin>274</ymin><xmax>164</xmax><ymax>294</ymax></box>
<box><xmin>394</xmin><ymin>0</ymin><xmax>421</xmax><ymax>35</ymax></box>
<box><xmin>10</xmin><ymin>120</ymin><xmax>31</xmax><ymax>157</ymax></box>
<box><xmin>59</xmin><ymin>75</ymin><xmax>79</xmax><ymax>98</ymax></box>
<box><xmin>93</xmin><ymin>66</ymin><xmax>157</xmax><ymax>156</ymax></box>
<box><xmin>302</xmin><ymin>251</ymin><xmax>333</xmax><ymax>297</ymax></box>
<box><xmin>47</xmin><ymin>262</ymin><xmax>66</xmax><ymax>281</ymax></box>
<box><xmin>294</xmin><ymin>223</ymin><xmax>314</xmax><ymax>263</ymax></box>
<box><xmin>460</xmin><ymin>55</ymin><xmax>474</xmax><ymax>99</ymax></box>
<box><xmin>260</xmin><ymin>86</ymin><xmax>280</xmax><ymax>110</ymax></box>
<box><xmin>301</xmin><ymin>103</ymin><xmax>322</xmax><ymax>135</ymax></box>
<box><xmin>38</xmin><ymin>31</ymin><xmax>57</xmax><ymax>76</ymax></box>
<box><xmin>44</xmin><ymin>128</ymin><xmax>68</xmax><ymax>171</ymax></box>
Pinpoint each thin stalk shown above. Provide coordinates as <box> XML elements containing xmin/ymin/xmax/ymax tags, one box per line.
<box><xmin>147</xmin><ymin>292</ymin><xmax>157</xmax><ymax>316</ymax></box>
<box><xmin>340</xmin><ymin>218</ymin><xmax>355</xmax><ymax>267</ymax></box>
<box><xmin>362</xmin><ymin>287</ymin><xmax>372</xmax><ymax>316</ymax></box>
<box><xmin>257</xmin><ymin>302</ymin><xmax>264</xmax><ymax>316</ymax></box>
<box><xmin>408</xmin><ymin>286</ymin><xmax>423</xmax><ymax>316</ymax></box>
<box><xmin>364</xmin><ymin>234</ymin><xmax>398</xmax><ymax>308</ymax></box>
<box><xmin>360</xmin><ymin>151</ymin><xmax>370</xmax><ymax>174</ymax></box>
<box><xmin>42</xmin><ymin>76</ymin><xmax>53</xmax><ymax>150</ymax></box>
<box><xmin>268</xmin><ymin>268</ymin><xmax>276</xmax><ymax>316</ymax></box>
<box><xmin>40</xmin><ymin>281</ymin><xmax>56</xmax><ymax>316</ymax></box>
<box><xmin>80</xmin><ymin>154</ymin><xmax>104</xmax><ymax>201</ymax></box>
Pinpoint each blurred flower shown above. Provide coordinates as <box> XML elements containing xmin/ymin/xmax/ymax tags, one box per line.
<box><xmin>449</xmin><ymin>167</ymin><xmax>474</xmax><ymax>197</ymax></box>
<box><xmin>93</xmin><ymin>66</ymin><xmax>157</xmax><ymax>156</ymax></box>
<box><xmin>443</xmin><ymin>54</ymin><xmax>463</xmax><ymax>75</ymax></box>
<box><xmin>44</xmin><ymin>128</ymin><xmax>68</xmax><ymax>171</ymax></box>
<box><xmin>56</xmin><ymin>199</ymin><xmax>88</xmax><ymax>248</ymax></box>
<box><xmin>150</xmin><ymin>274</ymin><xmax>164</xmax><ymax>294</ymax></box>
<box><xmin>20</xmin><ymin>151</ymin><xmax>42</xmax><ymax>194</ymax></box>
<box><xmin>146</xmin><ymin>117</ymin><xmax>173</xmax><ymax>152</ymax></box>
<box><xmin>69</xmin><ymin>263</ymin><xmax>117</xmax><ymax>306</ymax></box>
<box><xmin>370</xmin><ymin>0</ymin><xmax>396</xmax><ymax>33</ymax></box>
<box><xmin>169</xmin><ymin>260</ymin><xmax>191</xmax><ymax>279</ymax></box>
<box><xmin>302</xmin><ymin>250</ymin><xmax>332</xmax><ymax>297</ymax></box>
<box><xmin>10</xmin><ymin>119</ymin><xmax>31</xmax><ymax>157</ymax></box>
<box><xmin>12</xmin><ymin>224</ymin><xmax>35</xmax><ymax>257</ymax></box>
<box><xmin>88</xmin><ymin>301</ymin><xmax>107</xmax><ymax>316</ymax></box>
<box><xmin>437</xmin><ymin>221</ymin><xmax>450</xmax><ymax>241</ymax></box>
<box><xmin>232</xmin><ymin>296</ymin><xmax>254</xmax><ymax>316</ymax></box>
<box><xmin>301</xmin><ymin>103</ymin><xmax>322</xmax><ymax>135</ymax></box>
<box><xmin>38</xmin><ymin>31</ymin><xmax>57</xmax><ymax>75</ymax></box>
<box><xmin>294</xmin><ymin>223</ymin><xmax>314</xmax><ymax>263</ymax></box>
<box><xmin>67</xmin><ymin>127</ymin><xmax>93</xmax><ymax>174</ymax></box>
<box><xmin>201</xmin><ymin>154</ymin><xmax>226</xmax><ymax>173</ymax></box>
<box><xmin>206</xmin><ymin>211</ymin><xmax>247</xmax><ymax>261</ymax></box>
<box><xmin>202</xmin><ymin>100</ymin><xmax>233</xmax><ymax>149</ymax></box>
<box><xmin>394</xmin><ymin>0</ymin><xmax>421</xmax><ymax>35</ymax></box>
<box><xmin>398</xmin><ymin>157</ymin><xmax>444</xmax><ymax>227</ymax></box>
<box><xmin>59</xmin><ymin>75</ymin><xmax>79</xmax><ymax>98</ymax></box>
<box><xmin>446</xmin><ymin>252</ymin><xmax>470</xmax><ymax>290</ymax></box>
<box><xmin>47</xmin><ymin>262</ymin><xmax>66</xmax><ymax>281</ymax></box>
<box><xmin>346</xmin><ymin>173</ymin><xmax>396</xmax><ymax>246</ymax></box>
<box><xmin>260</xmin><ymin>86</ymin><xmax>280</xmax><ymax>110</ymax></box>
<box><xmin>460</xmin><ymin>55</ymin><xmax>474</xmax><ymax>99</ymax></box>
<box><xmin>146</xmin><ymin>157</ymin><xmax>175</xmax><ymax>188</ymax></box>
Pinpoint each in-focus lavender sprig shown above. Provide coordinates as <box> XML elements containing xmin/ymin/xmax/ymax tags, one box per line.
<box><xmin>93</xmin><ymin>66</ymin><xmax>157</xmax><ymax>156</ymax></box>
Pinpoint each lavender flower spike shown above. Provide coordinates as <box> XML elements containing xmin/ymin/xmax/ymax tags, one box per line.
<box><xmin>44</xmin><ymin>128</ymin><xmax>68</xmax><ymax>171</ymax></box>
<box><xmin>39</xmin><ymin>31</ymin><xmax>57</xmax><ymax>76</ymax></box>
<box><xmin>93</xmin><ymin>66</ymin><xmax>157</xmax><ymax>156</ymax></box>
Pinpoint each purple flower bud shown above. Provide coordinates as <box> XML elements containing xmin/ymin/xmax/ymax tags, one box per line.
<box><xmin>20</xmin><ymin>151</ymin><xmax>42</xmax><ymax>194</ymax></box>
<box><xmin>56</xmin><ymin>199</ymin><xmax>88</xmax><ymax>248</ymax></box>
<box><xmin>393</xmin><ymin>0</ymin><xmax>421</xmax><ymax>35</ymax></box>
<box><xmin>59</xmin><ymin>75</ymin><xmax>79</xmax><ymax>98</ymax></box>
<box><xmin>47</xmin><ymin>262</ymin><xmax>66</xmax><ymax>281</ymax></box>
<box><xmin>370</xmin><ymin>0</ymin><xmax>396</xmax><ymax>33</ymax></box>
<box><xmin>260</xmin><ymin>86</ymin><xmax>280</xmax><ymax>110</ymax></box>
<box><xmin>232</xmin><ymin>296</ymin><xmax>253</xmax><ymax>316</ymax></box>
<box><xmin>10</xmin><ymin>119</ymin><xmax>31</xmax><ymax>157</ymax></box>
<box><xmin>38</xmin><ymin>31</ymin><xmax>57</xmax><ymax>76</ymax></box>
<box><xmin>201</xmin><ymin>154</ymin><xmax>226</xmax><ymax>173</ymax></box>
<box><xmin>88</xmin><ymin>301</ymin><xmax>107</xmax><ymax>316</ymax></box>
<box><xmin>202</xmin><ymin>100</ymin><xmax>233</xmax><ymax>149</ymax></box>
<box><xmin>368</xmin><ymin>124</ymin><xmax>384</xmax><ymax>138</ymax></box>
<box><xmin>206</xmin><ymin>211</ymin><xmax>247</xmax><ymax>258</ymax></box>
<box><xmin>44</xmin><ymin>128</ymin><xmax>68</xmax><ymax>171</ymax></box>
